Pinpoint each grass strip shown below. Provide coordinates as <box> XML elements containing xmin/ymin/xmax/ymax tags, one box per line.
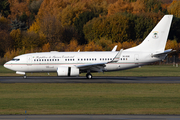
<box><xmin>0</xmin><ymin>83</ymin><xmax>180</xmax><ymax>115</ymax></box>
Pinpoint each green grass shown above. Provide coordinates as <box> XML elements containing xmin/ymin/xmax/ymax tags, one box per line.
<box><xmin>1</xmin><ymin>65</ymin><xmax>180</xmax><ymax>76</ymax></box>
<box><xmin>0</xmin><ymin>83</ymin><xmax>180</xmax><ymax>115</ymax></box>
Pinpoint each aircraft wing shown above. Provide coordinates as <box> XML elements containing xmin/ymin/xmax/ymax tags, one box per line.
<box><xmin>76</xmin><ymin>62</ymin><xmax>107</xmax><ymax>72</ymax></box>
<box><xmin>152</xmin><ymin>49</ymin><xmax>176</xmax><ymax>57</ymax></box>
<box><xmin>76</xmin><ymin>49</ymin><xmax>123</xmax><ymax>72</ymax></box>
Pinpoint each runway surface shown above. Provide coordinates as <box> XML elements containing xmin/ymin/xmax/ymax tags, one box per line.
<box><xmin>0</xmin><ymin>76</ymin><xmax>180</xmax><ymax>83</ymax></box>
<box><xmin>1</xmin><ymin>115</ymin><xmax>180</xmax><ymax>120</ymax></box>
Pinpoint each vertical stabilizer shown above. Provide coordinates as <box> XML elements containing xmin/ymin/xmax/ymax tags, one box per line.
<box><xmin>126</xmin><ymin>15</ymin><xmax>173</xmax><ymax>52</ymax></box>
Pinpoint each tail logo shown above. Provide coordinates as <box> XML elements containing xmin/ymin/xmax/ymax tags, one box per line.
<box><xmin>152</xmin><ymin>31</ymin><xmax>159</xmax><ymax>39</ymax></box>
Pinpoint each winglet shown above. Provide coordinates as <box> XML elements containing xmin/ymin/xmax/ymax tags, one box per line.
<box><xmin>111</xmin><ymin>49</ymin><xmax>123</xmax><ymax>62</ymax></box>
<box><xmin>111</xmin><ymin>45</ymin><xmax>117</xmax><ymax>52</ymax></box>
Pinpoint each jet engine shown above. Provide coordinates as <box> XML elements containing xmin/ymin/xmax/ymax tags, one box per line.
<box><xmin>57</xmin><ymin>66</ymin><xmax>79</xmax><ymax>76</ymax></box>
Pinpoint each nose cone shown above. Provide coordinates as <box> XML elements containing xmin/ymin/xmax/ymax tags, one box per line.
<box><xmin>4</xmin><ymin>62</ymin><xmax>10</xmax><ymax>70</ymax></box>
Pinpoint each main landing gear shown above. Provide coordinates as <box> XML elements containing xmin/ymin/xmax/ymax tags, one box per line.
<box><xmin>23</xmin><ymin>75</ymin><xmax>27</xmax><ymax>79</ymax></box>
<box><xmin>86</xmin><ymin>73</ymin><xmax>92</xmax><ymax>79</ymax></box>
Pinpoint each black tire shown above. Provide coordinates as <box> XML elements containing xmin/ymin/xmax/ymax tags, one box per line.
<box><xmin>86</xmin><ymin>73</ymin><xmax>92</xmax><ymax>79</ymax></box>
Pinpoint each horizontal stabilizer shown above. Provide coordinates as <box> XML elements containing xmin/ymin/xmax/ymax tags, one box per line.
<box><xmin>152</xmin><ymin>49</ymin><xmax>176</xmax><ymax>57</ymax></box>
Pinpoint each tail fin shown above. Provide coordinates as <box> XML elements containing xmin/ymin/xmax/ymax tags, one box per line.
<box><xmin>127</xmin><ymin>15</ymin><xmax>173</xmax><ymax>52</ymax></box>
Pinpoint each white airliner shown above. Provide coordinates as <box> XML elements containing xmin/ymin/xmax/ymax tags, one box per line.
<box><xmin>4</xmin><ymin>15</ymin><xmax>174</xmax><ymax>79</ymax></box>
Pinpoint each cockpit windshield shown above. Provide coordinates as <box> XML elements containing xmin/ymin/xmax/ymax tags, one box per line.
<box><xmin>11</xmin><ymin>58</ymin><xmax>20</xmax><ymax>61</ymax></box>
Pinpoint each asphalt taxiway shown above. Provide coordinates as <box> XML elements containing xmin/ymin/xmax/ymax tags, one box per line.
<box><xmin>0</xmin><ymin>76</ymin><xmax>180</xmax><ymax>83</ymax></box>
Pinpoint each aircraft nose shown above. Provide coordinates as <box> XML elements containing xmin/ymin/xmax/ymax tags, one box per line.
<box><xmin>4</xmin><ymin>62</ymin><xmax>10</xmax><ymax>69</ymax></box>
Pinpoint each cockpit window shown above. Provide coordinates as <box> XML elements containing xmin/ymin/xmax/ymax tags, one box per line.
<box><xmin>12</xmin><ymin>58</ymin><xmax>20</xmax><ymax>61</ymax></box>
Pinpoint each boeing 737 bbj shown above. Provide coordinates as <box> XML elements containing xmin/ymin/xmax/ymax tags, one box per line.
<box><xmin>4</xmin><ymin>15</ymin><xmax>174</xmax><ymax>79</ymax></box>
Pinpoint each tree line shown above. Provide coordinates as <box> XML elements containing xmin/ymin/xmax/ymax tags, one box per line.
<box><xmin>0</xmin><ymin>0</ymin><xmax>180</xmax><ymax>65</ymax></box>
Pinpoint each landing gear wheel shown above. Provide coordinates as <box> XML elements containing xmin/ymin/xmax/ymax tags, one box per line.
<box><xmin>86</xmin><ymin>73</ymin><xmax>92</xmax><ymax>79</ymax></box>
<box><xmin>23</xmin><ymin>75</ymin><xmax>27</xmax><ymax>79</ymax></box>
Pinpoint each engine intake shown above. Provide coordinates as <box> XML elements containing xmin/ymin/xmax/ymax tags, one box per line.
<box><xmin>57</xmin><ymin>66</ymin><xmax>79</xmax><ymax>76</ymax></box>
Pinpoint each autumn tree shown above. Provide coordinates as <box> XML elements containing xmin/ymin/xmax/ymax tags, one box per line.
<box><xmin>84</xmin><ymin>41</ymin><xmax>103</xmax><ymax>51</ymax></box>
<box><xmin>0</xmin><ymin>0</ymin><xmax>10</xmax><ymax>17</ymax></box>
<box><xmin>37</xmin><ymin>0</ymin><xmax>68</xmax><ymax>21</ymax></box>
<box><xmin>0</xmin><ymin>16</ymin><xmax>13</xmax><ymax>57</ymax></box>
<box><xmin>59</xmin><ymin>1</ymin><xmax>90</xmax><ymax>26</ymax></box>
<box><xmin>21</xmin><ymin>31</ymin><xmax>45</xmax><ymax>50</ymax></box>
<box><xmin>168</xmin><ymin>17</ymin><xmax>180</xmax><ymax>42</ymax></box>
<box><xmin>39</xmin><ymin>15</ymin><xmax>63</xmax><ymax>50</ymax></box>
<box><xmin>74</xmin><ymin>11</ymin><xmax>98</xmax><ymax>44</ymax></box>
<box><xmin>108</xmin><ymin>0</ymin><xmax>133</xmax><ymax>16</ymax></box>
<box><xmin>8</xmin><ymin>0</ymin><xmax>31</xmax><ymax>20</ymax></box>
<box><xmin>131</xmin><ymin>0</ymin><xmax>146</xmax><ymax>14</ymax></box>
<box><xmin>144</xmin><ymin>0</ymin><xmax>162</xmax><ymax>13</ymax></box>
<box><xmin>83</xmin><ymin>13</ymin><xmax>133</xmax><ymax>43</ymax></box>
<box><xmin>29</xmin><ymin>0</ymin><xmax>43</xmax><ymax>15</ymax></box>
<box><xmin>167</xmin><ymin>0</ymin><xmax>180</xmax><ymax>18</ymax></box>
<box><xmin>10</xmin><ymin>29</ymin><xmax>22</xmax><ymax>49</ymax></box>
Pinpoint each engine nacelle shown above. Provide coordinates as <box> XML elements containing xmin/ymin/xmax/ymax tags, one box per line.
<box><xmin>57</xmin><ymin>66</ymin><xmax>79</xmax><ymax>76</ymax></box>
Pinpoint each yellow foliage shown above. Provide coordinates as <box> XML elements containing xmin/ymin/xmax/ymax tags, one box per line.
<box><xmin>42</xmin><ymin>43</ymin><xmax>50</xmax><ymax>52</ymax></box>
<box><xmin>165</xmin><ymin>40</ymin><xmax>179</xmax><ymax>51</ymax></box>
<box><xmin>108</xmin><ymin>0</ymin><xmax>133</xmax><ymax>16</ymax></box>
<box><xmin>167</xmin><ymin>0</ymin><xmax>180</xmax><ymax>18</ymax></box>
<box><xmin>4</xmin><ymin>49</ymin><xmax>22</xmax><ymax>60</ymax></box>
<box><xmin>59</xmin><ymin>1</ymin><xmax>90</xmax><ymax>26</ymax></box>
<box><xmin>131</xmin><ymin>0</ymin><xmax>145</xmax><ymax>14</ymax></box>
<box><xmin>65</xmin><ymin>39</ymin><xmax>79</xmax><ymax>51</ymax></box>
<box><xmin>55</xmin><ymin>42</ymin><xmax>66</xmax><ymax>51</ymax></box>
<box><xmin>28</xmin><ymin>19</ymin><xmax>41</xmax><ymax>33</ymax></box>
<box><xmin>84</xmin><ymin>41</ymin><xmax>103</xmax><ymax>51</ymax></box>
<box><xmin>122</xmin><ymin>41</ymin><xmax>137</xmax><ymax>49</ymax></box>
<box><xmin>8</xmin><ymin>0</ymin><xmax>31</xmax><ymax>19</ymax></box>
<box><xmin>0</xmin><ymin>16</ymin><xmax>8</xmax><ymax>23</ymax></box>
<box><xmin>37</xmin><ymin>0</ymin><xmax>68</xmax><ymax>21</ymax></box>
<box><xmin>10</xmin><ymin>29</ymin><xmax>22</xmax><ymax>48</ymax></box>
